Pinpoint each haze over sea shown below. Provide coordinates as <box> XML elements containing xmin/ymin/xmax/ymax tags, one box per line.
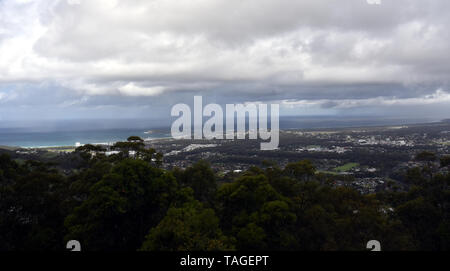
<box><xmin>0</xmin><ymin>117</ymin><xmax>439</xmax><ymax>148</ymax></box>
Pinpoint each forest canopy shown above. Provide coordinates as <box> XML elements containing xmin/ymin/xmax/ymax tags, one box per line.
<box><xmin>0</xmin><ymin>145</ymin><xmax>449</xmax><ymax>251</ymax></box>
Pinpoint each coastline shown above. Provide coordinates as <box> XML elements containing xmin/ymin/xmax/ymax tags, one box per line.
<box><xmin>0</xmin><ymin>119</ymin><xmax>447</xmax><ymax>150</ymax></box>
<box><xmin>0</xmin><ymin>136</ymin><xmax>174</xmax><ymax>151</ymax></box>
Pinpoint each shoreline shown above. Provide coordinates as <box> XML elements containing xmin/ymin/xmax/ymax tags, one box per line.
<box><xmin>0</xmin><ymin>136</ymin><xmax>175</xmax><ymax>150</ymax></box>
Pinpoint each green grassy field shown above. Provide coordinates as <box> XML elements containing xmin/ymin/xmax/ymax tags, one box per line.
<box><xmin>334</xmin><ymin>163</ymin><xmax>359</xmax><ymax>172</ymax></box>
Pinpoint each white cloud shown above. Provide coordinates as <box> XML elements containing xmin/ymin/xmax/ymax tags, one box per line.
<box><xmin>118</xmin><ymin>83</ymin><xmax>165</xmax><ymax>96</ymax></box>
<box><xmin>281</xmin><ymin>89</ymin><xmax>450</xmax><ymax>110</ymax></box>
<box><xmin>0</xmin><ymin>0</ymin><xmax>449</xmax><ymax>115</ymax></box>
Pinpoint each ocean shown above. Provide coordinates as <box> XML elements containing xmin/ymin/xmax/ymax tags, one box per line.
<box><xmin>0</xmin><ymin>128</ymin><xmax>172</xmax><ymax>148</ymax></box>
<box><xmin>0</xmin><ymin>119</ymin><xmax>172</xmax><ymax>148</ymax></box>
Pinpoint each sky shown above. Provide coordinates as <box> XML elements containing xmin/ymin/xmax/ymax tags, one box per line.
<box><xmin>0</xmin><ymin>0</ymin><xmax>450</xmax><ymax>123</ymax></box>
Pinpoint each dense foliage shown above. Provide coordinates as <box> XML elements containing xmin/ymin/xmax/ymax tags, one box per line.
<box><xmin>0</xmin><ymin>143</ymin><xmax>449</xmax><ymax>251</ymax></box>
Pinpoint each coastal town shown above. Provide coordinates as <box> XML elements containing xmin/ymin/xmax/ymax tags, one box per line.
<box><xmin>3</xmin><ymin>120</ymin><xmax>449</xmax><ymax>195</ymax></box>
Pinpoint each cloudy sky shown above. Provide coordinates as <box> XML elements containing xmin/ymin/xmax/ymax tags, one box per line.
<box><xmin>0</xmin><ymin>0</ymin><xmax>449</xmax><ymax>123</ymax></box>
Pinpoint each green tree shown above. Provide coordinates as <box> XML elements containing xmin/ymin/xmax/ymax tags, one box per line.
<box><xmin>141</xmin><ymin>201</ymin><xmax>234</xmax><ymax>251</ymax></box>
<box><xmin>236</xmin><ymin>223</ymin><xmax>267</xmax><ymax>250</ymax></box>
<box><xmin>0</xmin><ymin>156</ymin><xmax>68</xmax><ymax>251</ymax></box>
<box><xmin>127</xmin><ymin>136</ymin><xmax>144</xmax><ymax>142</ymax></box>
<box><xmin>175</xmin><ymin>160</ymin><xmax>216</xmax><ymax>203</ymax></box>
<box><xmin>415</xmin><ymin>151</ymin><xmax>437</xmax><ymax>162</ymax></box>
<box><xmin>65</xmin><ymin>159</ymin><xmax>178</xmax><ymax>250</ymax></box>
<box><xmin>283</xmin><ymin>160</ymin><xmax>316</xmax><ymax>181</ymax></box>
<box><xmin>440</xmin><ymin>155</ymin><xmax>450</xmax><ymax>168</ymax></box>
<box><xmin>396</xmin><ymin>197</ymin><xmax>441</xmax><ymax>250</ymax></box>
